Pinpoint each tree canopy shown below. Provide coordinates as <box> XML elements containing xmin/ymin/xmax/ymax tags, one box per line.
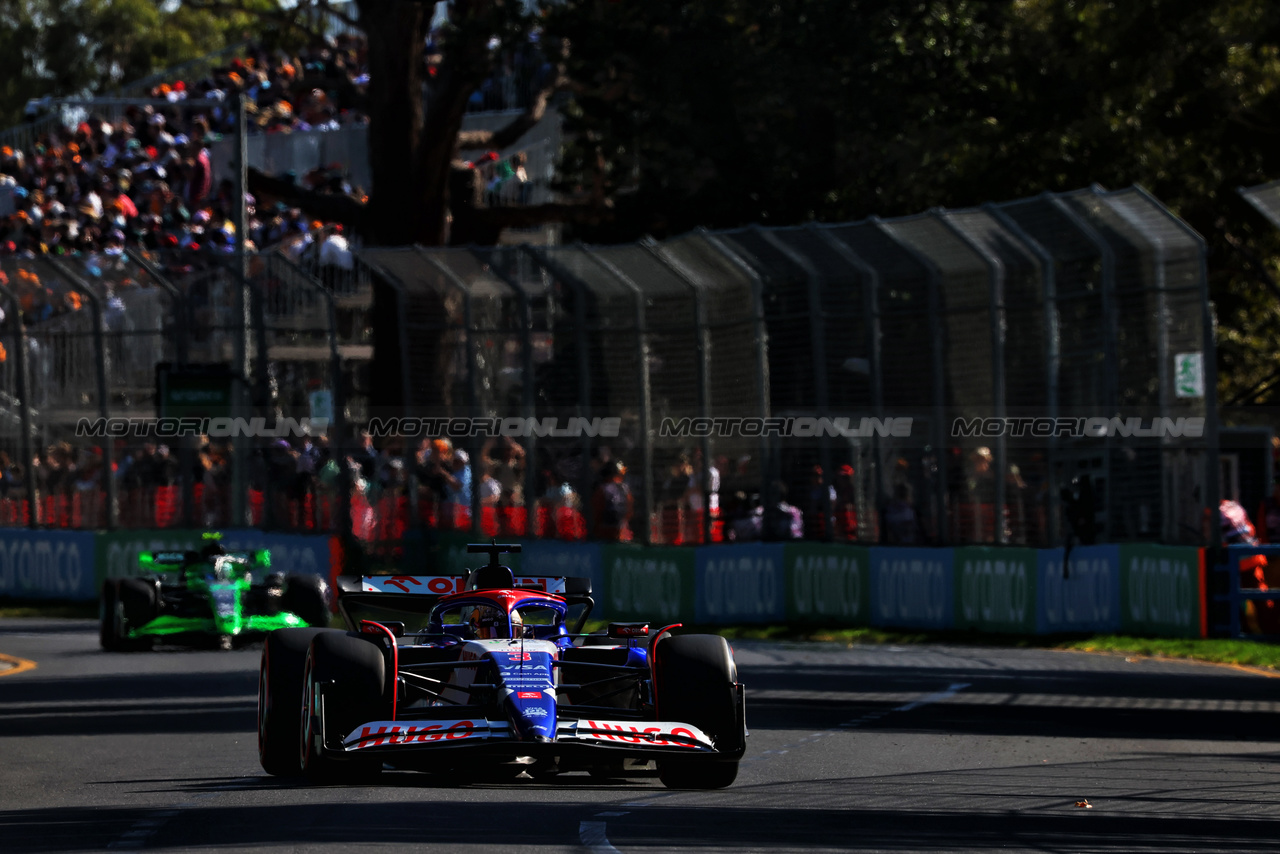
<box><xmin>0</xmin><ymin>0</ymin><xmax>262</xmax><ymax>127</ymax></box>
<box><xmin>545</xmin><ymin>0</ymin><xmax>1280</xmax><ymax>403</ymax></box>
<box><xmin>8</xmin><ymin>0</ymin><xmax>1280</xmax><ymax>400</ymax></box>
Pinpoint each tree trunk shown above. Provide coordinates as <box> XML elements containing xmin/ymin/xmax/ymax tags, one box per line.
<box><xmin>357</xmin><ymin>0</ymin><xmax>428</xmax><ymax>246</ymax></box>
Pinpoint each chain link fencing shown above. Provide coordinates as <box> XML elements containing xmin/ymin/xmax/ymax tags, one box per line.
<box><xmin>0</xmin><ymin>184</ymin><xmax>1217</xmax><ymax>550</ymax></box>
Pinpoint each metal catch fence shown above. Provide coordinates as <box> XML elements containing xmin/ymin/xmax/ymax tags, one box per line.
<box><xmin>0</xmin><ymin>184</ymin><xmax>1217</xmax><ymax>549</ymax></box>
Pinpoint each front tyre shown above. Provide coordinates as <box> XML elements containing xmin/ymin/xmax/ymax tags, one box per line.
<box><xmin>300</xmin><ymin>631</ymin><xmax>388</xmax><ymax>782</ymax></box>
<box><xmin>654</xmin><ymin>634</ymin><xmax>744</xmax><ymax>790</ymax></box>
<box><xmin>99</xmin><ymin>580</ymin><xmax>123</xmax><ymax>650</ymax></box>
<box><xmin>100</xmin><ymin>578</ymin><xmax>156</xmax><ymax>651</ymax></box>
<box><xmin>258</xmin><ymin>627</ymin><xmax>327</xmax><ymax>776</ymax></box>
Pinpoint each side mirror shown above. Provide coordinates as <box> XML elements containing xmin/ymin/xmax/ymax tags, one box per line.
<box><xmin>361</xmin><ymin>620</ymin><xmax>405</xmax><ymax>638</ymax></box>
<box><xmin>608</xmin><ymin>622</ymin><xmax>650</xmax><ymax>639</ymax></box>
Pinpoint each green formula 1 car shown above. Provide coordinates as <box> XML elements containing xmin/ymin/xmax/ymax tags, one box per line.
<box><xmin>100</xmin><ymin>536</ymin><xmax>330</xmax><ymax>651</ymax></box>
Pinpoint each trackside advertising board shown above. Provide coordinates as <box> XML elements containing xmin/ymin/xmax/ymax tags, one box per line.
<box><xmin>520</xmin><ymin>541</ymin><xmax>604</xmax><ymax>617</ymax></box>
<box><xmin>5</xmin><ymin>528</ymin><xmax>1211</xmax><ymax>642</ymax></box>
<box><xmin>785</xmin><ymin>543</ymin><xmax>870</xmax><ymax>624</ymax></box>
<box><xmin>954</xmin><ymin>547</ymin><xmax>1038</xmax><ymax>634</ymax></box>
<box><xmin>869</xmin><ymin>546</ymin><xmax>954</xmax><ymax>629</ymax></box>
<box><xmin>0</xmin><ymin>529</ymin><xmax>97</xmax><ymax>600</ymax></box>
<box><xmin>95</xmin><ymin>529</ymin><xmax>336</xmax><ymax>586</ymax></box>
<box><xmin>695</xmin><ymin>544</ymin><xmax>786</xmax><ymax>624</ymax></box>
<box><xmin>1036</xmin><ymin>545</ymin><xmax>1121</xmax><ymax>634</ymax></box>
<box><xmin>602</xmin><ymin>545</ymin><xmax>695</xmax><ymax>624</ymax></box>
<box><xmin>1119</xmin><ymin>544</ymin><xmax>1205</xmax><ymax>638</ymax></box>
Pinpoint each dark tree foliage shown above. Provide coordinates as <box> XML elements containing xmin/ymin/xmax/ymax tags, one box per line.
<box><xmin>547</xmin><ymin>0</ymin><xmax>1280</xmax><ymax>403</ymax></box>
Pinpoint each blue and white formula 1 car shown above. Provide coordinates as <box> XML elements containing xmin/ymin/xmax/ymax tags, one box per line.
<box><xmin>257</xmin><ymin>543</ymin><xmax>746</xmax><ymax>788</ymax></box>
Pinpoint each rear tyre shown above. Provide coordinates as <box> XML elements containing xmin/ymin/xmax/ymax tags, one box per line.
<box><xmin>282</xmin><ymin>575</ymin><xmax>330</xmax><ymax>628</ymax></box>
<box><xmin>258</xmin><ymin>627</ymin><xmax>327</xmax><ymax>776</ymax></box>
<box><xmin>301</xmin><ymin>631</ymin><xmax>388</xmax><ymax>782</ymax></box>
<box><xmin>99</xmin><ymin>580</ymin><xmax>123</xmax><ymax>650</ymax></box>
<box><xmin>654</xmin><ymin>634</ymin><xmax>743</xmax><ymax>790</ymax></box>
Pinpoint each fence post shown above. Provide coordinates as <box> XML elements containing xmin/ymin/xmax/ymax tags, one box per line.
<box><xmin>270</xmin><ymin>253</ymin><xmax>353</xmax><ymax>540</ymax></box>
<box><xmin>49</xmin><ymin>259</ymin><xmax>116</xmax><ymax>529</ymax></box>
<box><xmin>754</xmin><ymin>229</ymin><xmax>833</xmax><ymax>542</ymax></box>
<box><xmin>700</xmin><ymin>230</ymin><xmax>771</xmax><ymax>540</ymax></box>
<box><xmin>414</xmin><ymin>248</ymin><xmax>480</xmax><ymax>535</ymax></box>
<box><xmin>641</xmin><ymin>239</ymin><xmax>714</xmax><ymax>545</ymax></box>
<box><xmin>0</xmin><ymin>283</ymin><xmax>38</xmax><ymax>528</ymax></box>
<box><xmin>936</xmin><ymin>211</ymin><xmax>1008</xmax><ymax>544</ymax></box>
<box><xmin>475</xmin><ymin>249</ymin><xmax>539</xmax><ymax>539</ymax></box>
<box><xmin>985</xmin><ymin>204</ymin><xmax>1062</xmax><ymax>544</ymax></box>
<box><xmin>125</xmin><ymin>248</ymin><xmax>188</xmax><ymax>366</ymax></box>
<box><xmin>872</xmin><ymin>217</ymin><xmax>949</xmax><ymax>544</ymax></box>
<box><xmin>1048</xmin><ymin>194</ymin><xmax>1117</xmax><ymax>541</ymax></box>
<box><xmin>525</xmin><ymin>246</ymin><xmax>596</xmax><ymax>539</ymax></box>
<box><xmin>1130</xmin><ymin>184</ymin><xmax>1220</xmax><ymax>548</ymax></box>
<box><xmin>230</xmin><ymin>93</ymin><xmax>251</xmax><ymax>528</ymax></box>
<box><xmin>125</xmin><ymin>247</ymin><xmax>198</xmax><ymax>527</ymax></box>
<box><xmin>579</xmin><ymin>246</ymin><xmax>653</xmax><ymax>545</ymax></box>
<box><xmin>813</xmin><ymin>225</ymin><xmax>884</xmax><ymax>541</ymax></box>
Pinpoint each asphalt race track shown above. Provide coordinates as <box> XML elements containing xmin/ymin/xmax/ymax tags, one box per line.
<box><xmin>3</xmin><ymin>618</ymin><xmax>1280</xmax><ymax>853</ymax></box>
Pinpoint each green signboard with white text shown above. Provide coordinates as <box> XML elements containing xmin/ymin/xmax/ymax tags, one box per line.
<box><xmin>785</xmin><ymin>542</ymin><xmax>870</xmax><ymax>625</ymax></box>
<box><xmin>601</xmin><ymin>544</ymin><xmax>696</xmax><ymax>624</ymax></box>
<box><xmin>953</xmin><ymin>546</ymin><xmax>1039</xmax><ymax>634</ymax></box>
<box><xmin>1119</xmin><ymin>544</ymin><xmax>1204</xmax><ymax>638</ymax></box>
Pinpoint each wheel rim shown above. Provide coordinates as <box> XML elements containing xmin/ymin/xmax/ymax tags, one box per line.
<box><xmin>300</xmin><ymin>653</ymin><xmax>315</xmax><ymax>771</ymax></box>
<box><xmin>257</xmin><ymin>654</ymin><xmax>269</xmax><ymax>760</ymax></box>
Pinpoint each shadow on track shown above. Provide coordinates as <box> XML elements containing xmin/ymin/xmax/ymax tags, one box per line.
<box><xmin>742</xmin><ymin>659</ymin><xmax>1280</xmax><ymax>743</ymax></box>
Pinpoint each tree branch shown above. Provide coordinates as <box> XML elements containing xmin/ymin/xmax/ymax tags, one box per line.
<box><xmin>456</xmin><ymin>42</ymin><xmax>568</xmax><ymax>152</ymax></box>
<box><xmin>468</xmin><ymin>202</ymin><xmax>614</xmax><ymax>229</ymax></box>
<box><xmin>317</xmin><ymin>0</ymin><xmax>361</xmax><ymax>32</ymax></box>
<box><xmin>185</xmin><ymin>0</ymin><xmax>331</xmax><ymax>44</ymax></box>
<box><xmin>247</xmin><ymin>167</ymin><xmax>372</xmax><ymax>235</ymax></box>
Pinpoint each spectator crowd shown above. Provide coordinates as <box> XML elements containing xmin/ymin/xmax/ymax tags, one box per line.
<box><xmin>0</xmin><ymin>38</ymin><xmax>373</xmax><ymax>274</ymax></box>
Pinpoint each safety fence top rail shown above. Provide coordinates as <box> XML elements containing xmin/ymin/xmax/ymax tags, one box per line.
<box><xmin>1239</xmin><ymin>179</ymin><xmax>1280</xmax><ymax>231</ymax></box>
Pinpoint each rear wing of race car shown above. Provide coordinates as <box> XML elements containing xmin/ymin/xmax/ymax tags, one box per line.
<box><xmin>137</xmin><ymin>549</ymin><xmax>272</xmax><ymax>571</ymax></box>
<box><xmin>355</xmin><ymin>574</ymin><xmax>591</xmax><ymax>596</ymax></box>
<box><xmin>138</xmin><ymin>551</ymin><xmax>192</xmax><ymax>570</ymax></box>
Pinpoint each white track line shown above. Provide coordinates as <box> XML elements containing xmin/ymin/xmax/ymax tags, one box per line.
<box><xmin>580</xmin><ymin>820</ymin><xmax>623</xmax><ymax>854</ymax></box>
<box><xmin>894</xmin><ymin>682</ymin><xmax>970</xmax><ymax>713</ymax></box>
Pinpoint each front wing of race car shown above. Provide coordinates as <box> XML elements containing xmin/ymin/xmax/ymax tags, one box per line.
<box><xmin>342</xmin><ymin>718</ymin><xmax>717</xmax><ymax>753</ymax></box>
<box><xmin>129</xmin><ymin>611</ymin><xmax>307</xmax><ymax>640</ymax></box>
<box><xmin>307</xmin><ymin>694</ymin><xmax>734</xmax><ymax>766</ymax></box>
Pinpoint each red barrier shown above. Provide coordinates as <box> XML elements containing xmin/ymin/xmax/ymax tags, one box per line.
<box><xmin>248</xmin><ymin>489</ymin><xmax>265</xmax><ymax>526</ymax></box>
<box><xmin>500</xmin><ymin>506</ymin><xmax>527</xmax><ymax>536</ymax></box>
<box><xmin>154</xmin><ymin>485</ymin><xmax>179</xmax><ymax>528</ymax></box>
<box><xmin>555</xmin><ymin>507</ymin><xmax>586</xmax><ymax>541</ymax></box>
